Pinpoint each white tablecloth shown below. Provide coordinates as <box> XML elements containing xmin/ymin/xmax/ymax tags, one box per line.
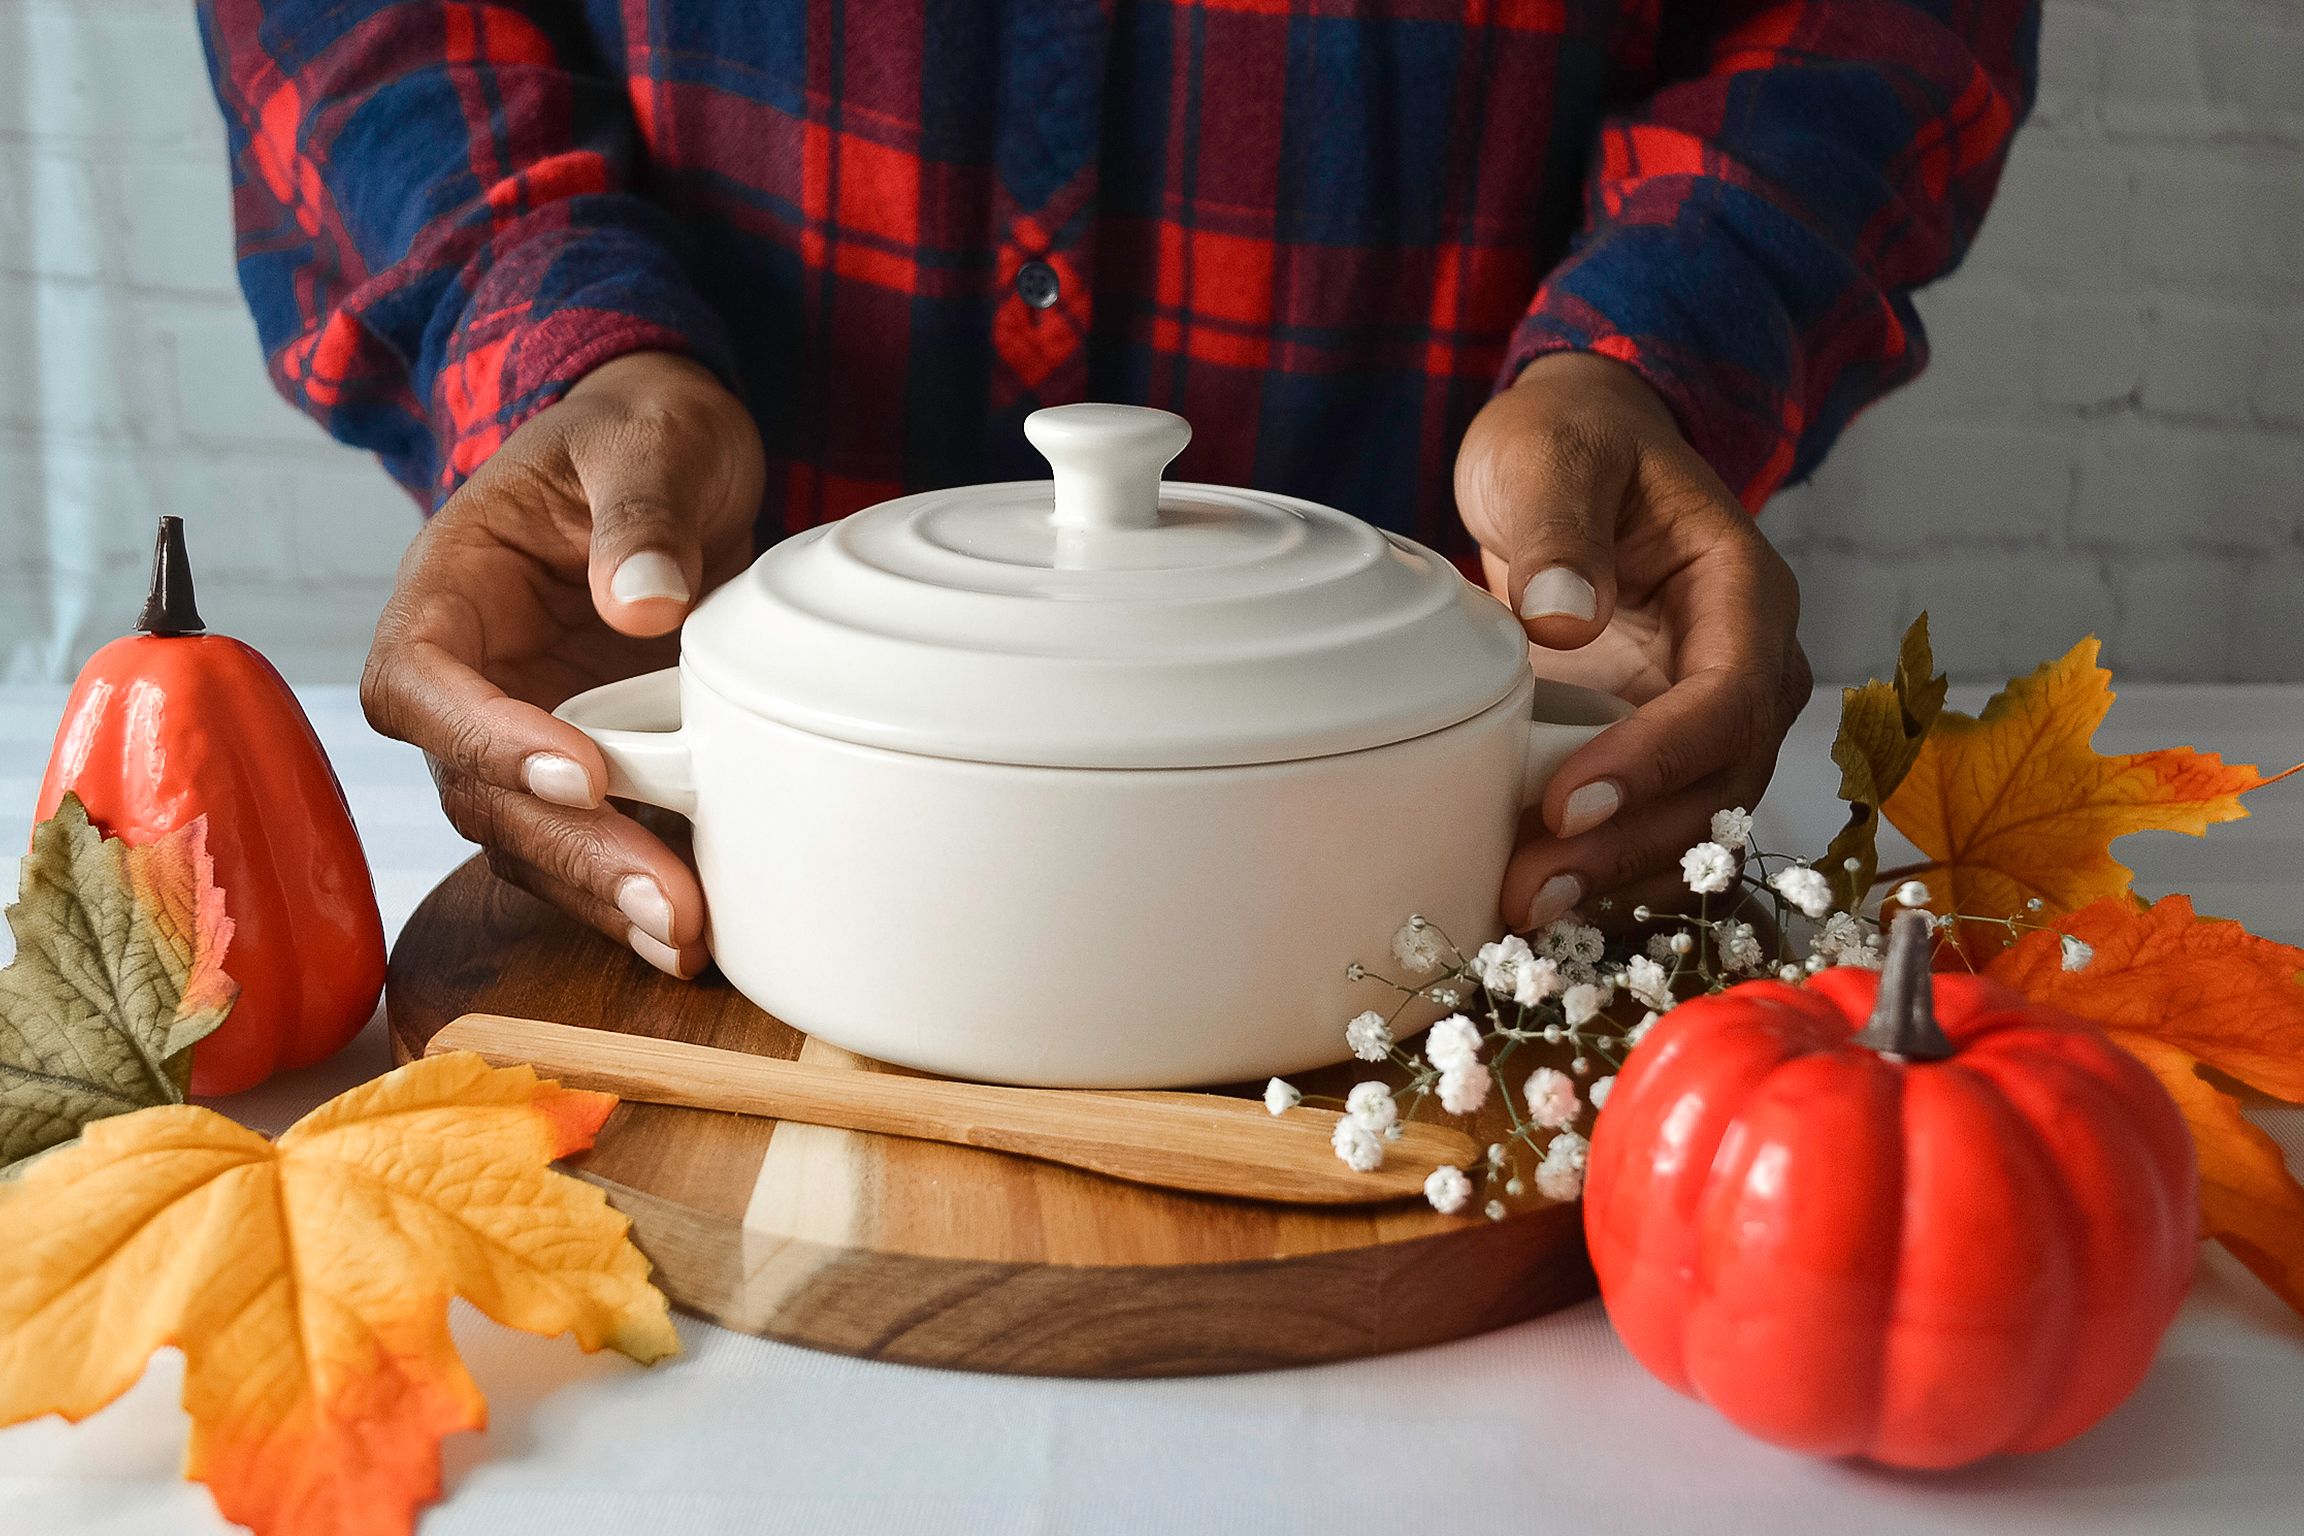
<box><xmin>3</xmin><ymin>684</ymin><xmax>2301</xmax><ymax>1536</ymax></box>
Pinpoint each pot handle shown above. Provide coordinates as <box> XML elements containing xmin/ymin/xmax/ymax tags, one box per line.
<box><xmin>1521</xmin><ymin>677</ymin><xmax>1637</xmax><ymax>811</ymax></box>
<box><xmin>553</xmin><ymin>668</ymin><xmax>697</xmax><ymax>818</ymax></box>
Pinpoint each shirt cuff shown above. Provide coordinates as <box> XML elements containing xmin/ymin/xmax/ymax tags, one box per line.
<box><xmin>429</xmin><ymin>199</ymin><xmax>739</xmax><ymax>505</ymax></box>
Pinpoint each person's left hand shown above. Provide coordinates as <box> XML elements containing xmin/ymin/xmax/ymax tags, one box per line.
<box><xmin>1454</xmin><ymin>349</ymin><xmax>1812</xmax><ymax>933</ymax></box>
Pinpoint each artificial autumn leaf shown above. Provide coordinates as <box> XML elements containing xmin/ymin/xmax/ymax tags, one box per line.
<box><xmin>1882</xmin><ymin>637</ymin><xmax>2291</xmax><ymax>951</ymax></box>
<box><xmin>1989</xmin><ymin>896</ymin><xmax>2304</xmax><ymax>1314</ymax></box>
<box><xmin>0</xmin><ymin>792</ymin><xmax>238</xmax><ymax>1175</ymax></box>
<box><xmin>0</xmin><ymin>1050</ymin><xmax>678</xmax><ymax>1536</ymax></box>
<box><xmin>1821</xmin><ymin>614</ymin><xmax>1948</xmax><ymax>912</ymax></box>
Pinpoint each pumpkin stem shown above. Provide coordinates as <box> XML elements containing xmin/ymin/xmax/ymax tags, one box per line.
<box><xmin>136</xmin><ymin>517</ymin><xmax>206</xmax><ymax>638</ymax></box>
<box><xmin>1849</xmin><ymin>910</ymin><xmax>1955</xmax><ymax>1062</ymax></box>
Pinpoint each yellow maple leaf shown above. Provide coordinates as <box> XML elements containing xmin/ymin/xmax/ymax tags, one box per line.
<box><xmin>0</xmin><ymin>1051</ymin><xmax>677</xmax><ymax>1536</ymax></box>
<box><xmin>1882</xmin><ymin>636</ymin><xmax>2289</xmax><ymax>947</ymax></box>
<box><xmin>1989</xmin><ymin>896</ymin><xmax>2304</xmax><ymax>1315</ymax></box>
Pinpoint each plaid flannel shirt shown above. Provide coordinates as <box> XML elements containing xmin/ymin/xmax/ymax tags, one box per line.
<box><xmin>198</xmin><ymin>0</ymin><xmax>2036</xmax><ymax>557</ymax></box>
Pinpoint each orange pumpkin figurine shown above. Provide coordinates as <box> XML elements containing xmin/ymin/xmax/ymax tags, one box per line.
<box><xmin>36</xmin><ymin>517</ymin><xmax>387</xmax><ymax>1095</ymax></box>
<box><xmin>1584</xmin><ymin>910</ymin><xmax>2197</xmax><ymax>1468</ymax></box>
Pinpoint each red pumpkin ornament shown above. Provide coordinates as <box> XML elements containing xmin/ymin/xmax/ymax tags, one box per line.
<box><xmin>35</xmin><ymin>518</ymin><xmax>387</xmax><ymax>1095</ymax></box>
<box><xmin>1585</xmin><ymin>912</ymin><xmax>2197</xmax><ymax>1468</ymax></box>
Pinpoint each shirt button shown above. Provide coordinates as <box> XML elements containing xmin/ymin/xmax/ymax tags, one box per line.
<box><xmin>1015</xmin><ymin>260</ymin><xmax>1061</xmax><ymax>310</ymax></box>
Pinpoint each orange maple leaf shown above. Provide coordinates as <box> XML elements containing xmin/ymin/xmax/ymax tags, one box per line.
<box><xmin>0</xmin><ymin>1051</ymin><xmax>678</xmax><ymax>1536</ymax></box>
<box><xmin>1881</xmin><ymin>637</ymin><xmax>2291</xmax><ymax>950</ymax></box>
<box><xmin>1988</xmin><ymin>896</ymin><xmax>2304</xmax><ymax>1314</ymax></box>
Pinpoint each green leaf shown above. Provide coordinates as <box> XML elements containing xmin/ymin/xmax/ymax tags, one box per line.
<box><xmin>0</xmin><ymin>793</ymin><xmax>239</xmax><ymax>1176</ymax></box>
<box><xmin>1822</xmin><ymin>616</ymin><xmax>1949</xmax><ymax>913</ymax></box>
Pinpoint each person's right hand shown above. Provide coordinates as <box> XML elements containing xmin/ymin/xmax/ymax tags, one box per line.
<box><xmin>361</xmin><ymin>350</ymin><xmax>764</xmax><ymax>977</ymax></box>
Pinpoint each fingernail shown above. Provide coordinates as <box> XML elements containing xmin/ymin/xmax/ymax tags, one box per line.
<box><xmin>610</xmin><ymin>551</ymin><xmax>691</xmax><ymax>604</ymax></box>
<box><xmin>1525</xmin><ymin>873</ymin><xmax>1584</xmax><ymax>932</ymax></box>
<box><xmin>616</xmin><ymin>876</ymin><xmax>676</xmax><ymax>948</ymax></box>
<box><xmin>1520</xmin><ymin>567</ymin><xmax>1596</xmax><ymax>622</ymax></box>
<box><xmin>1559</xmin><ymin>781</ymin><xmax>1622</xmax><ymax>838</ymax></box>
<box><xmin>629</xmin><ymin>926</ymin><xmax>693</xmax><ymax>979</ymax></box>
<box><xmin>523</xmin><ymin>753</ymin><xmax>596</xmax><ymax>808</ymax></box>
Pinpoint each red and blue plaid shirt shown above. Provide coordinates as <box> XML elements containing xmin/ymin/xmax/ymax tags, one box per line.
<box><xmin>198</xmin><ymin>1</ymin><xmax>2035</xmax><ymax>557</ymax></box>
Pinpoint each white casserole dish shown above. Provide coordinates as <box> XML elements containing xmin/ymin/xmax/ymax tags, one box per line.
<box><xmin>558</xmin><ymin>404</ymin><xmax>1630</xmax><ymax>1086</ymax></box>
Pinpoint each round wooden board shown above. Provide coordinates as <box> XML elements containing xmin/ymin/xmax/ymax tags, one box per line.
<box><xmin>388</xmin><ymin>858</ymin><xmax>1596</xmax><ymax>1378</ymax></box>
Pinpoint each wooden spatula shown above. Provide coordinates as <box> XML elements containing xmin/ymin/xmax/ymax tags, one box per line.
<box><xmin>426</xmin><ymin>1013</ymin><xmax>1475</xmax><ymax>1206</ymax></box>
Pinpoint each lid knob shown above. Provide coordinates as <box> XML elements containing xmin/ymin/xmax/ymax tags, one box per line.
<box><xmin>1025</xmin><ymin>404</ymin><xmax>1191</xmax><ymax>531</ymax></box>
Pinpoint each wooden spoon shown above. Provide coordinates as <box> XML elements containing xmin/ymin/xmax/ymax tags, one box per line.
<box><xmin>426</xmin><ymin>1013</ymin><xmax>1475</xmax><ymax>1206</ymax></box>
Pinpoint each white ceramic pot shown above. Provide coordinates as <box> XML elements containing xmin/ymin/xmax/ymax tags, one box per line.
<box><xmin>557</xmin><ymin>405</ymin><xmax>1632</xmax><ymax>1087</ymax></box>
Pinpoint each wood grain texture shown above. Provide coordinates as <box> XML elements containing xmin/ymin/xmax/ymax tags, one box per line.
<box><xmin>387</xmin><ymin>857</ymin><xmax>1597</xmax><ymax>1377</ymax></box>
<box><xmin>425</xmin><ymin>1013</ymin><xmax>1480</xmax><ymax>1203</ymax></box>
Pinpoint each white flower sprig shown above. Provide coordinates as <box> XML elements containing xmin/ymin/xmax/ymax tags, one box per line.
<box><xmin>1265</xmin><ymin>809</ymin><xmax>2089</xmax><ymax>1219</ymax></box>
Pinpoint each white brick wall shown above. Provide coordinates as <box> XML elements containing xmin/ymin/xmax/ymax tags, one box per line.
<box><xmin>1776</xmin><ymin>0</ymin><xmax>2304</xmax><ymax>684</ymax></box>
<box><xmin>0</xmin><ymin>0</ymin><xmax>414</xmax><ymax>685</ymax></box>
<box><xmin>1</xmin><ymin>0</ymin><xmax>2298</xmax><ymax>686</ymax></box>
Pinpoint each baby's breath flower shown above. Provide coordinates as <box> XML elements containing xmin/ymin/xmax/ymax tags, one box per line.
<box><xmin>1345</xmin><ymin>962</ymin><xmax>1366</xmax><ymax>982</ymax></box>
<box><xmin>1589</xmin><ymin>1075</ymin><xmax>1614</xmax><ymax>1110</ymax></box>
<box><xmin>1438</xmin><ymin>1064</ymin><xmax>1490</xmax><ymax>1115</ymax></box>
<box><xmin>1525</xmin><ymin>1067</ymin><xmax>1581</xmax><ymax>1129</ymax></box>
<box><xmin>1627</xmin><ymin>1010</ymin><xmax>1662</xmax><ymax>1048</ymax></box>
<box><xmin>1625</xmin><ymin>954</ymin><xmax>1674</xmax><ymax>1011</ymax></box>
<box><xmin>1572</xmin><ymin>1056</ymin><xmax>1589</xmax><ymax>1074</ymax></box>
<box><xmin>1476</xmin><ymin>934</ymin><xmax>1534</xmax><ymax>995</ymax></box>
<box><xmin>1534</xmin><ymin>1132</ymin><xmax>1590</xmax><ymax>1201</ymax></box>
<box><xmin>1812</xmin><ymin>911</ymin><xmax>1867</xmax><ymax>961</ymax></box>
<box><xmin>1537</xmin><ymin>919</ymin><xmax>1604</xmax><ymax>967</ymax></box>
<box><xmin>1709</xmin><ymin>807</ymin><xmax>1755</xmax><ymax>850</ymax></box>
<box><xmin>1805</xmin><ymin>953</ymin><xmax>1830</xmax><ymax>974</ymax></box>
<box><xmin>1843</xmin><ymin>857</ymin><xmax>1862</xmax><ymax>873</ymax></box>
<box><xmin>1428</xmin><ymin>987</ymin><xmax>1460</xmax><ymax>1008</ymax></box>
<box><xmin>1769</xmin><ymin>865</ymin><xmax>1834</xmax><ymax>920</ymax></box>
<box><xmin>1423</xmin><ymin>1164</ymin><xmax>1472</xmax><ymax>1214</ymax></box>
<box><xmin>1486</xmin><ymin>1142</ymin><xmax>1506</xmax><ymax>1166</ymax></box>
<box><xmin>1425</xmin><ymin>1014</ymin><xmax>1482</xmax><ymax>1074</ymax></box>
<box><xmin>1345</xmin><ymin>1080</ymin><xmax>1398</xmax><ymax>1132</ymax></box>
<box><xmin>1895</xmin><ymin>880</ymin><xmax>1933</xmax><ymax>908</ymax></box>
<box><xmin>1484</xmin><ymin>1200</ymin><xmax>1508</xmax><ymax>1222</ymax></box>
<box><xmin>1392</xmin><ymin>915</ymin><xmax>1448</xmax><ymax>975</ymax></box>
<box><xmin>2027</xmin><ymin>897</ymin><xmax>2046</xmax><ymax>911</ymax></box>
<box><xmin>1514</xmin><ymin>956</ymin><xmax>1563</xmax><ymax>1007</ymax></box>
<box><xmin>1681</xmin><ymin>842</ymin><xmax>1736</xmax><ymax>895</ymax></box>
<box><xmin>1505</xmin><ymin>1177</ymin><xmax>1525</xmax><ymax>1196</ymax></box>
<box><xmin>1383</xmin><ymin>1123</ymin><xmax>1404</xmax><ymax>1141</ymax></box>
<box><xmin>1331</xmin><ymin>1116</ymin><xmax>1385</xmax><ymax>1172</ymax></box>
<box><xmin>1842</xmin><ymin>941</ymin><xmax>1886</xmax><ymax>973</ymax></box>
<box><xmin>1345</xmin><ymin>1010</ymin><xmax>1393</xmax><ymax>1063</ymax></box>
<box><xmin>1542</xmin><ymin>1024</ymin><xmax>1563</xmax><ymax>1044</ymax></box>
<box><xmin>2061</xmin><ymin>934</ymin><xmax>2095</xmax><ymax>973</ymax></box>
<box><xmin>1670</xmin><ymin>931</ymin><xmax>1694</xmax><ymax>956</ymax></box>
<box><xmin>1562</xmin><ymin>982</ymin><xmax>1604</xmax><ymax>1027</ymax></box>
<box><xmin>1717</xmin><ymin>921</ymin><xmax>1763</xmax><ymax>973</ymax></box>
<box><xmin>1777</xmin><ymin>964</ymin><xmax>1803</xmax><ymax>984</ymax></box>
<box><xmin>1645</xmin><ymin>932</ymin><xmax>1677</xmax><ymax>961</ymax></box>
<box><xmin>1264</xmin><ymin>1078</ymin><xmax>1300</xmax><ymax>1116</ymax></box>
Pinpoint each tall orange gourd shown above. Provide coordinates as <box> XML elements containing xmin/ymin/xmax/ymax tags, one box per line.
<box><xmin>36</xmin><ymin>517</ymin><xmax>387</xmax><ymax>1095</ymax></box>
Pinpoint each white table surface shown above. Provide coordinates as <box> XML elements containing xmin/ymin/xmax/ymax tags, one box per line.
<box><xmin>2</xmin><ymin>683</ymin><xmax>2300</xmax><ymax>1536</ymax></box>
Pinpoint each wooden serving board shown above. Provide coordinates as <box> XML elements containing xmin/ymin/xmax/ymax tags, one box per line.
<box><xmin>387</xmin><ymin>858</ymin><xmax>1596</xmax><ymax>1377</ymax></box>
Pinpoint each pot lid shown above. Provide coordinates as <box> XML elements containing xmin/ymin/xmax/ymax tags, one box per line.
<box><xmin>680</xmin><ymin>404</ymin><xmax>1531</xmax><ymax>768</ymax></box>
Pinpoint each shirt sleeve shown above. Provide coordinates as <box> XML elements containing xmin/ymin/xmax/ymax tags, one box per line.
<box><xmin>196</xmin><ymin>1</ymin><xmax>736</xmax><ymax>507</ymax></box>
<box><xmin>1505</xmin><ymin>0</ymin><xmax>2040</xmax><ymax>510</ymax></box>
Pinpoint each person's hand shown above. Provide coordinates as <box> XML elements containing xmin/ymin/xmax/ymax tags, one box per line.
<box><xmin>361</xmin><ymin>350</ymin><xmax>764</xmax><ymax>976</ymax></box>
<box><xmin>1455</xmin><ymin>350</ymin><xmax>1811</xmax><ymax>932</ymax></box>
